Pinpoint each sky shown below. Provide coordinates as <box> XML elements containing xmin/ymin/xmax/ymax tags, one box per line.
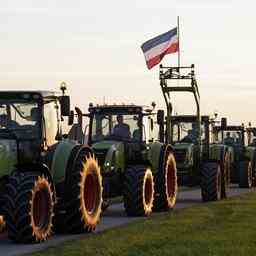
<box><xmin>0</xmin><ymin>0</ymin><xmax>255</xmax><ymax>125</ymax></box>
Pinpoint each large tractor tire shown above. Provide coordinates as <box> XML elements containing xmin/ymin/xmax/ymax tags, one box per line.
<box><xmin>154</xmin><ymin>150</ymin><xmax>177</xmax><ymax>211</ymax></box>
<box><xmin>201</xmin><ymin>162</ymin><xmax>222</xmax><ymax>202</ymax></box>
<box><xmin>221</xmin><ymin>152</ymin><xmax>231</xmax><ymax>199</ymax></box>
<box><xmin>3</xmin><ymin>174</ymin><xmax>20</xmax><ymax>240</ymax></box>
<box><xmin>0</xmin><ymin>177</ymin><xmax>8</xmax><ymax>233</ymax></box>
<box><xmin>123</xmin><ymin>166</ymin><xmax>154</xmax><ymax>216</ymax></box>
<box><xmin>64</xmin><ymin>149</ymin><xmax>102</xmax><ymax>233</ymax></box>
<box><xmin>5</xmin><ymin>173</ymin><xmax>54</xmax><ymax>243</ymax></box>
<box><xmin>239</xmin><ymin>161</ymin><xmax>253</xmax><ymax>188</ymax></box>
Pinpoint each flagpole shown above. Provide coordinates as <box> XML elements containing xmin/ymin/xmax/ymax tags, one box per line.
<box><xmin>177</xmin><ymin>16</ymin><xmax>180</xmax><ymax>69</ymax></box>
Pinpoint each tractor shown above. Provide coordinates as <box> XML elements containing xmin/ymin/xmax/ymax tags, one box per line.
<box><xmin>0</xmin><ymin>85</ymin><xmax>102</xmax><ymax>243</ymax></box>
<box><xmin>83</xmin><ymin>103</ymin><xmax>178</xmax><ymax>216</ymax></box>
<box><xmin>213</xmin><ymin>119</ymin><xmax>256</xmax><ymax>188</ymax></box>
<box><xmin>159</xmin><ymin>64</ymin><xmax>230</xmax><ymax>201</ymax></box>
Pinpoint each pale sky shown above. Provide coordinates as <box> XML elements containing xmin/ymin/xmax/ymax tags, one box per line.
<box><xmin>0</xmin><ymin>0</ymin><xmax>255</xmax><ymax>125</ymax></box>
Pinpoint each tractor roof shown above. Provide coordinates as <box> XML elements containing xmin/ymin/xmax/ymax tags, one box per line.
<box><xmin>0</xmin><ymin>90</ymin><xmax>60</xmax><ymax>101</ymax></box>
<box><xmin>88</xmin><ymin>104</ymin><xmax>152</xmax><ymax>115</ymax></box>
<box><xmin>214</xmin><ymin>125</ymin><xmax>244</xmax><ymax>132</ymax></box>
<box><xmin>171</xmin><ymin>115</ymin><xmax>210</xmax><ymax>122</ymax></box>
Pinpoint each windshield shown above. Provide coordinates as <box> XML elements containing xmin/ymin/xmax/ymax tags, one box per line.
<box><xmin>0</xmin><ymin>101</ymin><xmax>40</xmax><ymax>139</ymax></box>
<box><xmin>91</xmin><ymin>113</ymin><xmax>141</xmax><ymax>142</ymax></box>
<box><xmin>172</xmin><ymin>121</ymin><xmax>204</xmax><ymax>143</ymax></box>
<box><xmin>217</xmin><ymin>130</ymin><xmax>243</xmax><ymax>145</ymax></box>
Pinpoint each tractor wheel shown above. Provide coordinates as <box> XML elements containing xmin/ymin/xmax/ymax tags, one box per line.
<box><xmin>6</xmin><ymin>174</ymin><xmax>54</xmax><ymax>243</ymax></box>
<box><xmin>64</xmin><ymin>152</ymin><xmax>102</xmax><ymax>233</ymax></box>
<box><xmin>4</xmin><ymin>174</ymin><xmax>22</xmax><ymax>240</ymax></box>
<box><xmin>154</xmin><ymin>152</ymin><xmax>177</xmax><ymax>211</ymax></box>
<box><xmin>201</xmin><ymin>162</ymin><xmax>222</xmax><ymax>202</ymax></box>
<box><xmin>239</xmin><ymin>161</ymin><xmax>253</xmax><ymax>188</ymax></box>
<box><xmin>123</xmin><ymin>166</ymin><xmax>154</xmax><ymax>216</ymax></box>
<box><xmin>0</xmin><ymin>177</ymin><xmax>8</xmax><ymax>233</ymax></box>
<box><xmin>221</xmin><ymin>152</ymin><xmax>231</xmax><ymax>199</ymax></box>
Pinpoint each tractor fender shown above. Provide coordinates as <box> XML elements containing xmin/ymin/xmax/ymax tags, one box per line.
<box><xmin>51</xmin><ymin>139</ymin><xmax>78</xmax><ymax>184</ymax></box>
<box><xmin>149</xmin><ymin>142</ymin><xmax>174</xmax><ymax>175</ymax></box>
<box><xmin>158</xmin><ymin>144</ymin><xmax>174</xmax><ymax>172</ymax></box>
<box><xmin>148</xmin><ymin>142</ymin><xmax>163</xmax><ymax>174</ymax></box>
<box><xmin>64</xmin><ymin>144</ymin><xmax>93</xmax><ymax>195</ymax></box>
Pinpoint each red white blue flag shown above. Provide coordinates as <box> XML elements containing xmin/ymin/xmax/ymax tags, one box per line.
<box><xmin>141</xmin><ymin>27</ymin><xmax>179</xmax><ymax>70</ymax></box>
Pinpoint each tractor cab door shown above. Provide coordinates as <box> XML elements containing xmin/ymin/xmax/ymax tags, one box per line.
<box><xmin>43</xmin><ymin>100</ymin><xmax>61</xmax><ymax>148</ymax></box>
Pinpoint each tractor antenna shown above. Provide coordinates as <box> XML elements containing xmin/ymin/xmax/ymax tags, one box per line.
<box><xmin>60</xmin><ymin>81</ymin><xmax>67</xmax><ymax>96</ymax></box>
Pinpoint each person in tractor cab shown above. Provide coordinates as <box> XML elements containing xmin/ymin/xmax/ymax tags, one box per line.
<box><xmin>181</xmin><ymin>129</ymin><xmax>197</xmax><ymax>143</ymax></box>
<box><xmin>224</xmin><ymin>132</ymin><xmax>234</xmax><ymax>145</ymax></box>
<box><xmin>0</xmin><ymin>114</ymin><xmax>19</xmax><ymax>129</ymax></box>
<box><xmin>132</xmin><ymin>120</ymin><xmax>141</xmax><ymax>142</ymax></box>
<box><xmin>112</xmin><ymin>114</ymin><xmax>131</xmax><ymax>139</ymax></box>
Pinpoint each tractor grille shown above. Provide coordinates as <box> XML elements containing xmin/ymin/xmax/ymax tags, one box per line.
<box><xmin>174</xmin><ymin>149</ymin><xmax>187</xmax><ymax>163</ymax></box>
<box><xmin>93</xmin><ymin>148</ymin><xmax>108</xmax><ymax>166</ymax></box>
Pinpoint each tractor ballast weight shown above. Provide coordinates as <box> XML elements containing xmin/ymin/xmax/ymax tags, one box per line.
<box><xmin>0</xmin><ymin>89</ymin><xmax>102</xmax><ymax>243</ymax></box>
<box><xmin>86</xmin><ymin>103</ymin><xmax>178</xmax><ymax>216</ymax></box>
<box><xmin>159</xmin><ymin>64</ymin><xmax>229</xmax><ymax>201</ymax></box>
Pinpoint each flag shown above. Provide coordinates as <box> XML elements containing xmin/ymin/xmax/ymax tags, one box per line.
<box><xmin>141</xmin><ymin>27</ymin><xmax>179</xmax><ymax>69</ymax></box>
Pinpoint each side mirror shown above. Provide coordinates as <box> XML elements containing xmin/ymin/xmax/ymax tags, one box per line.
<box><xmin>221</xmin><ymin>118</ymin><xmax>227</xmax><ymax>129</ymax></box>
<box><xmin>157</xmin><ymin>110</ymin><xmax>164</xmax><ymax>125</ymax></box>
<box><xmin>68</xmin><ymin>110</ymin><xmax>74</xmax><ymax>125</ymax></box>
<box><xmin>59</xmin><ymin>96</ymin><xmax>70</xmax><ymax>116</ymax></box>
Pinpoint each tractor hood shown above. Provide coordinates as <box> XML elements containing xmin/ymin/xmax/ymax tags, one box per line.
<box><xmin>0</xmin><ymin>139</ymin><xmax>17</xmax><ymax>176</ymax></box>
<box><xmin>173</xmin><ymin>142</ymin><xmax>194</xmax><ymax>168</ymax></box>
<box><xmin>92</xmin><ymin>140</ymin><xmax>125</xmax><ymax>173</ymax></box>
<box><xmin>92</xmin><ymin>140</ymin><xmax>122</xmax><ymax>151</ymax></box>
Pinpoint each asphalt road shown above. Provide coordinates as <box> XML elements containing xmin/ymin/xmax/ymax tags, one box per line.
<box><xmin>0</xmin><ymin>185</ymin><xmax>253</xmax><ymax>256</ymax></box>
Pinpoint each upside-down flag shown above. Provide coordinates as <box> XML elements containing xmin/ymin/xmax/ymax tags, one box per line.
<box><xmin>141</xmin><ymin>27</ymin><xmax>179</xmax><ymax>69</ymax></box>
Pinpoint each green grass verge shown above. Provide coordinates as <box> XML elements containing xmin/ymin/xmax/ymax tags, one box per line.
<box><xmin>31</xmin><ymin>192</ymin><xmax>256</xmax><ymax>256</ymax></box>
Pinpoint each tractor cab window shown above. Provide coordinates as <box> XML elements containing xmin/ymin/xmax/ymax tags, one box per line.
<box><xmin>0</xmin><ymin>101</ymin><xmax>40</xmax><ymax>139</ymax></box>
<box><xmin>223</xmin><ymin>131</ymin><xmax>242</xmax><ymax>145</ymax></box>
<box><xmin>91</xmin><ymin>113</ymin><xmax>141</xmax><ymax>142</ymax></box>
<box><xmin>172</xmin><ymin>122</ymin><xmax>198</xmax><ymax>144</ymax></box>
<box><xmin>44</xmin><ymin>100</ymin><xmax>60</xmax><ymax>146</ymax></box>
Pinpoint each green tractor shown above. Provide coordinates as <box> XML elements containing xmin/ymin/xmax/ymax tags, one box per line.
<box><xmin>0</xmin><ymin>86</ymin><xmax>102</xmax><ymax>243</ymax></box>
<box><xmin>159</xmin><ymin>64</ymin><xmax>230</xmax><ymax>201</ymax></box>
<box><xmin>213</xmin><ymin>119</ymin><xmax>255</xmax><ymax>188</ymax></box>
<box><xmin>84</xmin><ymin>103</ymin><xmax>178</xmax><ymax>216</ymax></box>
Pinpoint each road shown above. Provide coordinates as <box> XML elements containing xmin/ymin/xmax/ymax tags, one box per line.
<box><xmin>0</xmin><ymin>185</ymin><xmax>253</xmax><ymax>256</ymax></box>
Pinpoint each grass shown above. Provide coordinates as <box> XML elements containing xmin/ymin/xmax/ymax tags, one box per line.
<box><xmin>30</xmin><ymin>192</ymin><xmax>256</xmax><ymax>256</ymax></box>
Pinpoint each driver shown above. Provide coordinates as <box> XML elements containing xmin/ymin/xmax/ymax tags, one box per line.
<box><xmin>112</xmin><ymin>114</ymin><xmax>131</xmax><ymax>139</ymax></box>
<box><xmin>0</xmin><ymin>114</ymin><xmax>7</xmax><ymax>128</ymax></box>
<box><xmin>224</xmin><ymin>132</ymin><xmax>234</xmax><ymax>145</ymax></box>
<box><xmin>181</xmin><ymin>129</ymin><xmax>197</xmax><ymax>143</ymax></box>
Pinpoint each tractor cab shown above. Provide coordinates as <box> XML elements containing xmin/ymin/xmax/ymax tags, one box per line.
<box><xmin>0</xmin><ymin>90</ymin><xmax>70</xmax><ymax>175</ymax></box>
<box><xmin>87</xmin><ymin>104</ymin><xmax>162</xmax><ymax>170</ymax></box>
<box><xmin>213</xmin><ymin>124</ymin><xmax>245</xmax><ymax>163</ymax></box>
<box><xmin>171</xmin><ymin>115</ymin><xmax>211</xmax><ymax>175</ymax></box>
<box><xmin>88</xmin><ymin>104</ymin><xmax>161</xmax><ymax>145</ymax></box>
<box><xmin>213</xmin><ymin>125</ymin><xmax>245</xmax><ymax>147</ymax></box>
